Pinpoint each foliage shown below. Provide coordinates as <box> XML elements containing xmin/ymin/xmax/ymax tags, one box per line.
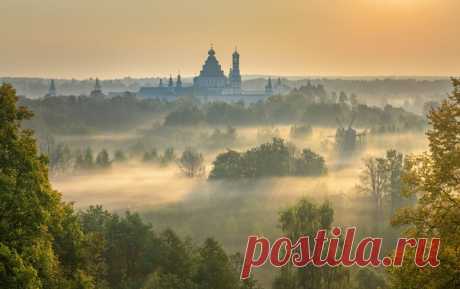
<box><xmin>114</xmin><ymin>150</ymin><xmax>127</xmax><ymax>162</ymax></box>
<box><xmin>178</xmin><ymin>148</ymin><xmax>205</xmax><ymax>177</ymax></box>
<box><xmin>388</xmin><ymin>79</ymin><xmax>460</xmax><ymax>288</ymax></box>
<box><xmin>0</xmin><ymin>83</ymin><xmax>94</xmax><ymax>288</ymax></box>
<box><xmin>159</xmin><ymin>147</ymin><xmax>177</xmax><ymax>166</ymax></box>
<box><xmin>357</xmin><ymin>150</ymin><xmax>414</xmax><ymax>234</ymax></box>
<box><xmin>20</xmin><ymin>84</ymin><xmax>425</xmax><ymax>133</ymax></box>
<box><xmin>273</xmin><ymin>198</ymin><xmax>349</xmax><ymax>289</ymax></box>
<box><xmin>209</xmin><ymin>138</ymin><xmax>326</xmax><ymax>179</ymax></box>
<box><xmin>95</xmin><ymin>149</ymin><xmax>111</xmax><ymax>169</ymax></box>
<box><xmin>78</xmin><ymin>207</ymin><xmax>260</xmax><ymax>289</ymax></box>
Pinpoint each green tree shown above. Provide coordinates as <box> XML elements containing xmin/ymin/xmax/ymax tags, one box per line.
<box><xmin>389</xmin><ymin>79</ymin><xmax>460</xmax><ymax>288</ymax></box>
<box><xmin>194</xmin><ymin>238</ymin><xmax>238</xmax><ymax>289</ymax></box>
<box><xmin>159</xmin><ymin>147</ymin><xmax>176</xmax><ymax>166</ymax></box>
<box><xmin>83</xmin><ymin>147</ymin><xmax>94</xmax><ymax>169</ymax></box>
<box><xmin>49</xmin><ymin>143</ymin><xmax>73</xmax><ymax>173</ymax></box>
<box><xmin>0</xmin><ymin>83</ymin><xmax>94</xmax><ymax>288</ymax></box>
<box><xmin>114</xmin><ymin>149</ymin><xmax>127</xmax><ymax>162</ymax></box>
<box><xmin>209</xmin><ymin>138</ymin><xmax>326</xmax><ymax>179</ymax></box>
<box><xmin>209</xmin><ymin>150</ymin><xmax>243</xmax><ymax>179</ymax></box>
<box><xmin>95</xmin><ymin>149</ymin><xmax>111</xmax><ymax>169</ymax></box>
<box><xmin>274</xmin><ymin>198</ymin><xmax>349</xmax><ymax>289</ymax></box>
<box><xmin>293</xmin><ymin>148</ymin><xmax>327</xmax><ymax>176</ymax></box>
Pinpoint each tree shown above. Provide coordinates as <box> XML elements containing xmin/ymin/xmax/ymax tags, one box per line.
<box><xmin>389</xmin><ymin>79</ymin><xmax>460</xmax><ymax>288</ymax></box>
<box><xmin>0</xmin><ymin>83</ymin><xmax>94</xmax><ymax>288</ymax></box>
<box><xmin>48</xmin><ymin>143</ymin><xmax>73</xmax><ymax>173</ymax></box>
<box><xmin>83</xmin><ymin>147</ymin><xmax>94</xmax><ymax>169</ymax></box>
<box><xmin>143</xmin><ymin>148</ymin><xmax>158</xmax><ymax>163</ymax></box>
<box><xmin>178</xmin><ymin>148</ymin><xmax>205</xmax><ymax>177</ymax></box>
<box><xmin>209</xmin><ymin>138</ymin><xmax>327</xmax><ymax>179</ymax></box>
<box><xmin>159</xmin><ymin>147</ymin><xmax>176</xmax><ymax>166</ymax></box>
<box><xmin>357</xmin><ymin>157</ymin><xmax>390</xmax><ymax>231</ymax></box>
<box><xmin>95</xmin><ymin>149</ymin><xmax>111</xmax><ymax>169</ymax></box>
<box><xmin>209</xmin><ymin>150</ymin><xmax>243</xmax><ymax>179</ymax></box>
<box><xmin>293</xmin><ymin>148</ymin><xmax>327</xmax><ymax>176</ymax></box>
<box><xmin>194</xmin><ymin>238</ymin><xmax>239</xmax><ymax>289</ymax></box>
<box><xmin>113</xmin><ymin>149</ymin><xmax>127</xmax><ymax>162</ymax></box>
<box><xmin>274</xmin><ymin>198</ymin><xmax>349</xmax><ymax>289</ymax></box>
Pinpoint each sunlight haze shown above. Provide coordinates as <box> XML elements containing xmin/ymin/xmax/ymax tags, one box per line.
<box><xmin>1</xmin><ymin>0</ymin><xmax>459</xmax><ymax>78</ymax></box>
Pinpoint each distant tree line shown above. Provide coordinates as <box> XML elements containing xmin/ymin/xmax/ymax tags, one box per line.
<box><xmin>19</xmin><ymin>83</ymin><xmax>425</xmax><ymax>135</ymax></box>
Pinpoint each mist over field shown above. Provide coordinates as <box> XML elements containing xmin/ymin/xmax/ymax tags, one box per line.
<box><xmin>52</xmin><ymin>126</ymin><xmax>428</xmax><ymax>238</ymax></box>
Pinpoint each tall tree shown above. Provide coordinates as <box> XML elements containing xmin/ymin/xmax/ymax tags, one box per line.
<box><xmin>0</xmin><ymin>83</ymin><xmax>94</xmax><ymax>288</ymax></box>
<box><xmin>274</xmin><ymin>198</ymin><xmax>349</xmax><ymax>289</ymax></box>
<box><xmin>357</xmin><ymin>157</ymin><xmax>390</xmax><ymax>231</ymax></box>
<box><xmin>389</xmin><ymin>79</ymin><xmax>460</xmax><ymax>288</ymax></box>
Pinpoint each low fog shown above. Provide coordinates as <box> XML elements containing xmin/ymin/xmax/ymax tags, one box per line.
<box><xmin>52</xmin><ymin>127</ymin><xmax>428</xmax><ymax>239</ymax></box>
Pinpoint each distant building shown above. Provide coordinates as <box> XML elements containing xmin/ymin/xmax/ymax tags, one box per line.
<box><xmin>265</xmin><ymin>77</ymin><xmax>273</xmax><ymax>95</ymax></box>
<box><xmin>90</xmin><ymin>78</ymin><xmax>105</xmax><ymax>98</ymax></box>
<box><xmin>45</xmin><ymin>79</ymin><xmax>57</xmax><ymax>97</ymax></box>
<box><xmin>138</xmin><ymin>74</ymin><xmax>193</xmax><ymax>101</ymax></box>
<box><xmin>138</xmin><ymin>46</ymin><xmax>274</xmax><ymax>103</ymax></box>
<box><xmin>228</xmin><ymin>49</ymin><xmax>242</xmax><ymax>94</ymax></box>
<box><xmin>193</xmin><ymin>46</ymin><xmax>228</xmax><ymax>95</ymax></box>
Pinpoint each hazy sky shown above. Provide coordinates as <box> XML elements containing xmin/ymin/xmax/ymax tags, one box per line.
<box><xmin>1</xmin><ymin>0</ymin><xmax>459</xmax><ymax>79</ymax></box>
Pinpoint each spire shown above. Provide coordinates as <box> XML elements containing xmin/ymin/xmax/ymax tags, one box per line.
<box><xmin>176</xmin><ymin>73</ymin><xmax>182</xmax><ymax>89</ymax></box>
<box><xmin>95</xmin><ymin>78</ymin><xmax>101</xmax><ymax>91</ymax></box>
<box><xmin>90</xmin><ymin>77</ymin><xmax>105</xmax><ymax>97</ymax></box>
<box><xmin>230</xmin><ymin>47</ymin><xmax>241</xmax><ymax>90</ymax></box>
<box><xmin>265</xmin><ymin>77</ymin><xmax>273</xmax><ymax>95</ymax></box>
<box><xmin>47</xmin><ymin>79</ymin><xmax>56</xmax><ymax>97</ymax></box>
<box><xmin>233</xmin><ymin>46</ymin><xmax>239</xmax><ymax>56</ymax></box>
<box><xmin>168</xmin><ymin>74</ymin><xmax>174</xmax><ymax>88</ymax></box>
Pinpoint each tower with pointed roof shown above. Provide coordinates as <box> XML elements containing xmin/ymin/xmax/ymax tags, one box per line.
<box><xmin>265</xmin><ymin>77</ymin><xmax>273</xmax><ymax>95</ymax></box>
<box><xmin>46</xmin><ymin>79</ymin><xmax>57</xmax><ymax>97</ymax></box>
<box><xmin>90</xmin><ymin>78</ymin><xmax>105</xmax><ymax>97</ymax></box>
<box><xmin>168</xmin><ymin>75</ymin><xmax>174</xmax><ymax>92</ymax></box>
<box><xmin>176</xmin><ymin>74</ymin><xmax>182</xmax><ymax>89</ymax></box>
<box><xmin>229</xmin><ymin>48</ymin><xmax>242</xmax><ymax>93</ymax></box>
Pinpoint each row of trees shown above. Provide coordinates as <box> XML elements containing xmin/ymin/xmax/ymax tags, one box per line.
<box><xmin>47</xmin><ymin>143</ymin><xmax>200</xmax><ymax>174</ymax></box>
<box><xmin>78</xmin><ymin>206</ymin><xmax>259</xmax><ymax>289</ymax></box>
<box><xmin>209</xmin><ymin>138</ymin><xmax>327</xmax><ymax>179</ymax></box>
<box><xmin>162</xmin><ymin>99</ymin><xmax>424</xmax><ymax>130</ymax></box>
<box><xmin>20</xmin><ymin>82</ymin><xmax>425</xmax><ymax>134</ymax></box>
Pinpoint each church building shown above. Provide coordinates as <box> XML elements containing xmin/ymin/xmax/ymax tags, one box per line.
<box><xmin>138</xmin><ymin>46</ymin><xmax>272</xmax><ymax>102</ymax></box>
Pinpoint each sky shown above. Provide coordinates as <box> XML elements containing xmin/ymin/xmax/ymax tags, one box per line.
<box><xmin>1</xmin><ymin>0</ymin><xmax>460</xmax><ymax>79</ymax></box>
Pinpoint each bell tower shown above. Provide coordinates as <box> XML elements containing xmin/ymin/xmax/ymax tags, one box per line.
<box><xmin>229</xmin><ymin>47</ymin><xmax>242</xmax><ymax>92</ymax></box>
